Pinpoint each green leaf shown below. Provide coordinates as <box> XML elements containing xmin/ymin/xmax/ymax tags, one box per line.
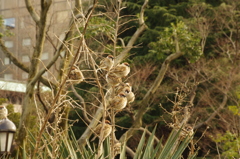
<box><xmin>120</xmin><ymin>140</ymin><xmax>127</xmax><ymax>159</ymax></box>
<box><xmin>228</xmin><ymin>106</ymin><xmax>240</xmax><ymax>116</ymax></box>
<box><xmin>142</xmin><ymin>126</ymin><xmax>157</xmax><ymax>159</ymax></box>
<box><xmin>171</xmin><ymin>136</ymin><xmax>192</xmax><ymax>158</ymax></box>
<box><xmin>133</xmin><ymin>129</ymin><xmax>147</xmax><ymax>159</ymax></box>
<box><xmin>157</xmin><ymin>128</ymin><xmax>182</xmax><ymax>159</ymax></box>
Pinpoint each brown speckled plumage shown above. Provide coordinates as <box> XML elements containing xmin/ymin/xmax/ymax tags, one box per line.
<box><xmin>99</xmin><ymin>55</ymin><xmax>114</xmax><ymax>71</ymax></box>
<box><xmin>109</xmin><ymin>93</ymin><xmax>128</xmax><ymax>111</ymax></box>
<box><xmin>110</xmin><ymin>62</ymin><xmax>130</xmax><ymax>78</ymax></box>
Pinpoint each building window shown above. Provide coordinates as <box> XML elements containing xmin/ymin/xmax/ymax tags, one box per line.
<box><xmin>3</xmin><ymin>18</ymin><xmax>15</xmax><ymax>29</ymax></box>
<box><xmin>22</xmin><ymin>72</ymin><xmax>28</xmax><ymax>79</ymax></box>
<box><xmin>22</xmin><ymin>55</ymin><xmax>30</xmax><ymax>62</ymax></box>
<box><xmin>22</xmin><ymin>38</ymin><xmax>31</xmax><ymax>46</ymax></box>
<box><xmin>41</xmin><ymin>52</ymin><xmax>49</xmax><ymax>60</ymax></box>
<box><xmin>4</xmin><ymin>57</ymin><xmax>10</xmax><ymax>65</ymax></box>
<box><xmin>4</xmin><ymin>74</ymin><xmax>13</xmax><ymax>80</ymax></box>
<box><xmin>4</xmin><ymin>41</ymin><xmax>13</xmax><ymax>48</ymax></box>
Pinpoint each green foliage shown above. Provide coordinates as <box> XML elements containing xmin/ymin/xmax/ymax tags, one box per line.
<box><xmin>82</xmin><ymin>16</ymin><xmax>114</xmax><ymax>38</ymax></box>
<box><xmin>79</xmin><ymin>16</ymin><xmax>115</xmax><ymax>51</ymax></box>
<box><xmin>12</xmin><ymin>124</ymin><xmax>197</xmax><ymax>159</ymax></box>
<box><xmin>148</xmin><ymin>21</ymin><xmax>202</xmax><ymax>63</ymax></box>
<box><xmin>132</xmin><ymin>126</ymin><xmax>197</xmax><ymax>159</ymax></box>
<box><xmin>22</xmin><ymin>127</ymin><xmax>97</xmax><ymax>159</ymax></box>
<box><xmin>146</xmin><ymin>6</ymin><xmax>178</xmax><ymax>27</ymax></box>
<box><xmin>0</xmin><ymin>99</ymin><xmax>20</xmax><ymax>128</ymax></box>
<box><xmin>228</xmin><ymin>90</ymin><xmax>240</xmax><ymax>116</ymax></box>
<box><xmin>0</xmin><ymin>98</ymin><xmax>7</xmax><ymax>104</ymax></box>
<box><xmin>228</xmin><ymin>106</ymin><xmax>240</xmax><ymax>116</ymax></box>
<box><xmin>6</xmin><ymin>104</ymin><xmax>21</xmax><ymax>128</ymax></box>
<box><xmin>0</xmin><ymin>16</ymin><xmax>14</xmax><ymax>37</ymax></box>
<box><xmin>214</xmin><ymin>131</ymin><xmax>240</xmax><ymax>158</ymax></box>
<box><xmin>122</xmin><ymin>0</ymin><xmax>196</xmax><ymax>61</ymax></box>
<box><xmin>213</xmin><ymin>102</ymin><xmax>240</xmax><ymax>158</ymax></box>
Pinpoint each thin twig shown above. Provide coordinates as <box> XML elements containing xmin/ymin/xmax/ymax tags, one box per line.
<box><xmin>70</xmin><ymin>85</ymin><xmax>91</xmax><ymax>123</ymax></box>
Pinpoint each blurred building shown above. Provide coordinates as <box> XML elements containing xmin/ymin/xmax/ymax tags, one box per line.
<box><xmin>0</xmin><ymin>0</ymin><xmax>78</xmax><ymax>82</ymax></box>
<box><xmin>0</xmin><ymin>0</ymin><xmax>92</xmax><ymax>103</ymax></box>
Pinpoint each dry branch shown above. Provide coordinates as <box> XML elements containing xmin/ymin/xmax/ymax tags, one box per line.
<box><xmin>77</xmin><ymin>0</ymin><xmax>149</xmax><ymax>147</ymax></box>
<box><xmin>0</xmin><ymin>39</ymin><xmax>29</xmax><ymax>72</ymax></box>
<box><xmin>18</xmin><ymin>0</ymin><xmax>53</xmax><ymax>153</ymax></box>
<box><xmin>25</xmin><ymin>0</ymin><xmax>40</xmax><ymax>24</ymax></box>
<box><xmin>119</xmin><ymin>50</ymin><xmax>184</xmax><ymax>142</ymax></box>
<box><xmin>71</xmin><ymin>85</ymin><xmax>91</xmax><ymax>124</ymax></box>
<box><xmin>115</xmin><ymin>0</ymin><xmax>148</xmax><ymax>64</ymax></box>
<box><xmin>194</xmin><ymin>94</ymin><xmax>228</xmax><ymax>129</ymax></box>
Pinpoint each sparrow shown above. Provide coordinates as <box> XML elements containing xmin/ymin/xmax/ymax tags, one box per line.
<box><xmin>180</xmin><ymin>125</ymin><xmax>194</xmax><ymax>140</ymax></box>
<box><xmin>91</xmin><ymin>120</ymin><xmax>112</xmax><ymax>141</ymax></box>
<box><xmin>105</xmin><ymin>82</ymin><xmax>129</xmax><ymax>102</ymax></box>
<box><xmin>98</xmin><ymin>55</ymin><xmax>114</xmax><ymax>71</ymax></box>
<box><xmin>125</xmin><ymin>83</ymin><xmax>132</xmax><ymax>92</ymax></box>
<box><xmin>115</xmin><ymin>82</ymin><xmax>132</xmax><ymax>95</ymax></box>
<box><xmin>123</xmin><ymin>89</ymin><xmax>135</xmax><ymax>103</ymax></box>
<box><xmin>109</xmin><ymin>93</ymin><xmax>128</xmax><ymax>111</ymax></box>
<box><xmin>110</xmin><ymin>62</ymin><xmax>130</xmax><ymax>78</ymax></box>
<box><xmin>113</xmin><ymin>142</ymin><xmax>121</xmax><ymax>156</ymax></box>
<box><xmin>106</xmin><ymin>72</ymin><xmax>122</xmax><ymax>87</ymax></box>
<box><xmin>68</xmin><ymin>65</ymin><xmax>84</xmax><ymax>84</ymax></box>
<box><xmin>0</xmin><ymin>105</ymin><xmax>8</xmax><ymax>120</ymax></box>
<box><xmin>184</xmin><ymin>126</ymin><xmax>194</xmax><ymax>136</ymax></box>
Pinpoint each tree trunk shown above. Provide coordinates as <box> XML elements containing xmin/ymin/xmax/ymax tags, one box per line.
<box><xmin>17</xmin><ymin>0</ymin><xmax>52</xmax><ymax>153</ymax></box>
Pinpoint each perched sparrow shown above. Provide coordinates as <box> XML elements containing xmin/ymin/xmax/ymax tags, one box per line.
<box><xmin>125</xmin><ymin>83</ymin><xmax>132</xmax><ymax>92</ymax></box>
<box><xmin>98</xmin><ymin>55</ymin><xmax>114</xmax><ymax>71</ymax></box>
<box><xmin>113</xmin><ymin>142</ymin><xmax>121</xmax><ymax>156</ymax></box>
<box><xmin>91</xmin><ymin>120</ymin><xmax>112</xmax><ymax>141</ymax></box>
<box><xmin>123</xmin><ymin>89</ymin><xmax>135</xmax><ymax>103</ymax></box>
<box><xmin>184</xmin><ymin>126</ymin><xmax>194</xmax><ymax>136</ymax></box>
<box><xmin>110</xmin><ymin>62</ymin><xmax>130</xmax><ymax>78</ymax></box>
<box><xmin>109</xmin><ymin>93</ymin><xmax>128</xmax><ymax>111</ymax></box>
<box><xmin>68</xmin><ymin>65</ymin><xmax>84</xmax><ymax>84</ymax></box>
<box><xmin>115</xmin><ymin>82</ymin><xmax>132</xmax><ymax>95</ymax></box>
<box><xmin>106</xmin><ymin>72</ymin><xmax>122</xmax><ymax>87</ymax></box>
<box><xmin>0</xmin><ymin>105</ymin><xmax>8</xmax><ymax>120</ymax></box>
<box><xmin>180</xmin><ymin>125</ymin><xmax>194</xmax><ymax>140</ymax></box>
